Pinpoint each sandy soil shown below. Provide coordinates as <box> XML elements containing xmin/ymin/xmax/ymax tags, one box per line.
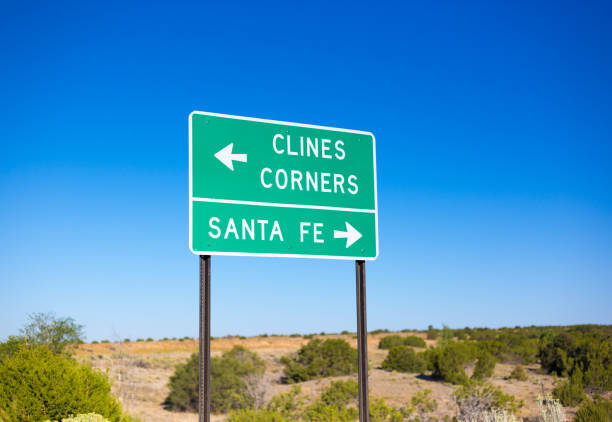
<box><xmin>76</xmin><ymin>332</ymin><xmax>560</xmax><ymax>421</ymax></box>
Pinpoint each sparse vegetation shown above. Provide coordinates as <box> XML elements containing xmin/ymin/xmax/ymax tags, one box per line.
<box><xmin>379</xmin><ymin>335</ymin><xmax>426</xmax><ymax>350</ymax></box>
<box><xmin>574</xmin><ymin>397</ymin><xmax>612</xmax><ymax>422</ymax></box>
<box><xmin>281</xmin><ymin>338</ymin><xmax>358</xmax><ymax>383</ymax></box>
<box><xmin>454</xmin><ymin>383</ymin><xmax>522</xmax><ymax>420</ymax></box>
<box><xmin>508</xmin><ymin>365</ymin><xmax>528</xmax><ymax>381</ymax></box>
<box><xmin>472</xmin><ymin>352</ymin><xmax>497</xmax><ymax>381</ymax></box>
<box><xmin>163</xmin><ymin>345</ymin><xmax>265</xmax><ymax>413</ymax></box>
<box><xmin>381</xmin><ymin>346</ymin><xmax>427</xmax><ymax>373</ymax></box>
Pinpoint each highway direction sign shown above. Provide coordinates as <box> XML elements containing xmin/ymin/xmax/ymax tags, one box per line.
<box><xmin>189</xmin><ymin>111</ymin><xmax>378</xmax><ymax>260</ymax></box>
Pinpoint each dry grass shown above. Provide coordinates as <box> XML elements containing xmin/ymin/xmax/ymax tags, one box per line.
<box><xmin>76</xmin><ymin>332</ymin><xmax>557</xmax><ymax>421</ymax></box>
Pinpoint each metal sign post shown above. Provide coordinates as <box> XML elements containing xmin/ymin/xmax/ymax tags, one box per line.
<box><xmin>356</xmin><ymin>260</ymin><xmax>369</xmax><ymax>422</ymax></box>
<box><xmin>199</xmin><ymin>255</ymin><xmax>211</xmax><ymax>422</ymax></box>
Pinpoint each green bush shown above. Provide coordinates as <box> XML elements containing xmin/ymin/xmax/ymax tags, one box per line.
<box><xmin>0</xmin><ymin>345</ymin><xmax>125</xmax><ymax>422</ymax></box>
<box><xmin>508</xmin><ymin>365</ymin><xmax>528</xmax><ymax>381</ymax></box>
<box><xmin>379</xmin><ymin>335</ymin><xmax>426</xmax><ymax>350</ymax></box>
<box><xmin>426</xmin><ymin>341</ymin><xmax>475</xmax><ymax>384</ymax></box>
<box><xmin>404</xmin><ymin>335</ymin><xmax>427</xmax><ymax>348</ymax></box>
<box><xmin>381</xmin><ymin>346</ymin><xmax>426</xmax><ymax>373</ymax></box>
<box><xmin>281</xmin><ymin>339</ymin><xmax>357</xmax><ymax>383</ymax></box>
<box><xmin>553</xmin><ymin>367</ymin><xmax>587</xmax><ymax>406</ymax></box>
<box><xmin>163</xmin><ymin>345</ymin><xmax>265</xmax><ymax>413</ymax></box>
<box><xmin>472</xmin><ymin>352</ymin><xmax>496</xmax><ymax>380</ymax></box>
<box><xmin>574</xmin><ymin>398</ymin><xmax>612</xmax><ymax>422</ymax></box>
<box><xmin>378</xmin><ymin>335</ymin><xmax>406</xmax><ymax>350</ymax></box>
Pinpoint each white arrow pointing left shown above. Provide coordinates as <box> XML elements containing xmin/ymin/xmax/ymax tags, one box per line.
<box><xmin>214</xmin><ymin>143</ymin><xmax>247</xmax><ymax>171</ymax></box>
<box><xmin>334</xmin><ymin>222</ymin><xmax>362</xmax><ymax>248</ymax></box>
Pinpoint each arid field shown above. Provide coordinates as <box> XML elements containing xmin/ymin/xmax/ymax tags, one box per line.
<box><xmin>76</xmin><ymin>332</ymin><xmax>562</xmax><ymax>421</ymax></box>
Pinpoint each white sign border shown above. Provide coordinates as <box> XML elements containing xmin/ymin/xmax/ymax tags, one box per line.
<box><xmin>189</xmin><ymin>110</ymin><xmax>379</xmax><ymax>261</ymax></box>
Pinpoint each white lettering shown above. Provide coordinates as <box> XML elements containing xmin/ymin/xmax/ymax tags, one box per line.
<box><xmin>321</xmin><ymin>139</ymin><xmax>332</xmax><ymax>159</ymax></box>
<box><xmin>209</xmin><ymin>217</ymin><xmax>221</xmax><ymax>239</ymax></box>
<box><xmin>270</xmin><ymin>221</ymin><xmax>283</xmax><ymax>241</ymax></box>
<box><xmin>348</xmin><ymin>175</ymin><xmax>358</xmax><ymax>195</ymax></box>
<box><xmin>257</xmin><ymin>219</ymin><xmax>268</xmax><ymax>239</ymax></box>
<box><xmin>275</xmin><ymin>169</ymin><xmax>288</xmax><ymax>189</ymax></box>
<box><xmin>224</xmin><ymin>218</ymin><xmax>239</xmax><ymax>239</ymax></box>
<box><xmin>261</xmin><ymin>168</ymin><xmax>272</xmax><ymax>188</ymax></box>
<box><xmin>242</xmin><ymin>219</ymin><xmax>255</xmax><ymax>240</ymax></box>
<box><xmin>334</xmin><ymin>140</ymin><xmax>345</xmax><ymax>160</ymax></box>
<box><xmin>314</xmin><ymin>223</ymin><xmax>323</xmax><ymax>243</ymax></box>
<box><xmin>321</xmin><ymin>172</ymin><xmax>331</xmax><ymax>193</ymax></box>
<box><xmin>300</xmin><ymin>222</ymin><xmax>310</xmax><ymax>242</ymax></box>
<box><xmin>273</xmin><ymin>134</ymin><xmax>284</xmax><ymax>154</ymax></box>
<box><xmin>334</xmin><ymin>173</ymin><xmax>345</xmax><ymax>193</ymax></box>
<box><xmin>291</xmin><ymin>170</ymin><xmax>303</xmax><ymax>190</ymax></box>
<box><xmin>287</xmin><ymin>135</ymin><xmax>298</xmax><ymax>156</ymax></box>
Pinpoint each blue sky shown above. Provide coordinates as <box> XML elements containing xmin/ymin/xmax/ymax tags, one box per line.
<box><xmin>1</xmin><ymin>1</ymin><xmax>611</xmax><ymax>341</ymax></box>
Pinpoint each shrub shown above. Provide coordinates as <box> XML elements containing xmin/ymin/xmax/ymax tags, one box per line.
<box><xmin>281</xmin><ymin>339</ymin><xmax>357</xmax><ymax>383</ymax></box>
<box><xmin>552</xmin><ymin>367</ymin><xmax>586</xmax><ymax>406</ymax></box>
<box><xmin>163</xmin><ymin>345</ymin><xmax>265</xmax><ymax>413</ymax></box>
<box><xmin>381</xmin><ymin>346</ymin><xmax>426</xmax><ymax>373</ymax></box>
<box><xmin>426</xmin><ymin>341</ymin><xmax>475</xmax><ymax>384</ymax></box>
<box><xmin>405</xmin><ymin>389</ymin><xmax>438</xmax><ymax>421</ymax></box>
<box><xmin>267</xmin><ymin>386</ymin><xmax>305</xmax><ymax>418</ymax></box>
<box><xmin>0</xmin><ymin>336</ymin><xmax>25</xmax><ymax>361</ymax></box>
<box><xmin>459</xmin><ymin>409</ymin><xmax>520</xmax><ymax>422</ymax></box>
<box><xmin>123</xmin><ymin>338</ymin><xmax>130</xmax><ymax>343</ymax></box>
<box><xmin>21</xmin><ymin>312</ymin><xmax>85</xmax><ymax>355</ymax></box>
<box><xmin>369</xmin><ymin>397</ymin><xmax>405</xmax><ymax>422</ymax></box>
<box><xmin>404</xmin><ymin>335</ymin><xmax>427</xmax><ymax>348</ymax></box>
<box><xmin>508</xmin><ymin>365</ymin><xmax>528</xmax><ymax>381</ymax></box>
<box><xmin>0</xmin><ymin>344</ymin><xmax>125</xmax><ymax>422</ymax></box>
<box><xmin>454</xmin><ymin>383</ymin><xmax>522</xmax><ymax>420</ymax></box>
<box><xmin>303</xmin><ymin>380</ymin><xmax>360</xmax><ymax>421</ymax></box>
<box><xmin>145</xmin><ymin>338</ymin><xmax>153</xmax><ymax>342</ymax></box>
<box><xmin>379</xmin><ymin>335</ymin><xmax>406</xmax><ymax>350</ymax></box>
<box><xmin>537</xmin><ymin>395</ymin><xmax>565</xmax><ymax>422</ymax></box>
<box><xmin>472</xmin><ymin>352</ymin><xmax>496</xmax><ymax>380</ymax></box>
<box><xmin>574</xmin><ymin>398</ymin><xmax>612</xmax><ymax>422</ymax></box>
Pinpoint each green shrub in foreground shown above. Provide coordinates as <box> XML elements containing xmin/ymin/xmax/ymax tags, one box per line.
<box><xmin>163</xmin><ymin>345</ymin><xmax>265</xmax><ymax>413</ymax></box>
<box><xmin>574</xmin><ymin>397</ymin><xmax>612</xmax><ymax>422</ymax></box>
<box><xmin>281</xmin><ymin>339</ymin><xmax>357</xmax><ymax>383</ymax></box>
<box><xmin>0</xmin><ymin>345</ymin><xmax>124</xmax><ymax>422</ymax></box>
<box><xmin>553</xmin><ymin>367</ymin><xmax>587</xmax><ymax>407</ymax></box>
<box><xmin>381</xmin><ymin>346</ymin><xmax>426</xmax><ymax>373</ymax></box>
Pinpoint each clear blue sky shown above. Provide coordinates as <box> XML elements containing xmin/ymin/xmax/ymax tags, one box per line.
<box><xmin>1</xmin><ymin>1</ymin><xmax>611</xmax><ymax>341</ymax></box>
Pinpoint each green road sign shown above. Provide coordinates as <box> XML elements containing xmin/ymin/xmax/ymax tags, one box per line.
<box><xmin>189</xmin><ymin>111</ymin><xmax>378</xmax><ymax>260</ymax></box>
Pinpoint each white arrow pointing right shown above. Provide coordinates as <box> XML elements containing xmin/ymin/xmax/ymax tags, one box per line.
<box><xmin>334</xmin><ymin>222</ymin><xmax>362</xmax><ymax>248</ymax></box>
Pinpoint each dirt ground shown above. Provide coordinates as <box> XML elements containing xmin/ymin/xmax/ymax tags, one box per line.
<box><xmin>76</xmin><ymin>332</ymin><xmax>559</xmax><ymax>421</ymax></box>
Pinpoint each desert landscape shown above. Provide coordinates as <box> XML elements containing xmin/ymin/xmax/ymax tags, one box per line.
<box><xmin>76</xmin><ymin>331</ymin><xmax>562</xmax><ymax>421</ymax></box>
